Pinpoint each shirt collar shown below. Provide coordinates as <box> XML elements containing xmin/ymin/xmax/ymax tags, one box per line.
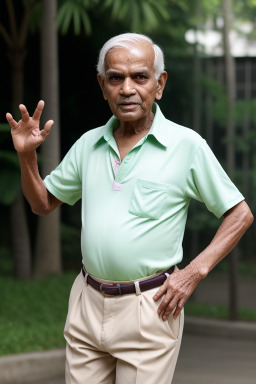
<box><xmin>93</xmin><ymin>103</ymin><xmax>169</xmax><ymax>148</ymax></box>
<box><xmin>147</xmin><ymin>103</ymin><xmax>169</xmax><ymax>148</ymax></box>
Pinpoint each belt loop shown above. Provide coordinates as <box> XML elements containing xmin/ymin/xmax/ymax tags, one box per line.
<box><xmin>165</xmin><ymin>272</ymin><xmax>170</xmax><ymax>278</ymax></box>
<box><xmin>117</xmin><ymin>284</ymin><xmax>122</xmax><ymax>295</ymax></box>
<box><xmin>134</xmin><ymin>281</ymin><xmax>141</xmax><ymax>296</ymax></box>
<box><xmin>84</xmin><ymin>272</ymin><xmax>89</xmax><ymax>285</ymax></box>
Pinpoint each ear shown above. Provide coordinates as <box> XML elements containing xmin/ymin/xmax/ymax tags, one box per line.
<box><xmin>97</xmin><ymin>74</ymin><xmax>108</xmax><ymax>100</ymax></box>
<box><xmin>155</xmin><ymin>71</ymin><xmax>168</xmax><ymax>101</ymax></box>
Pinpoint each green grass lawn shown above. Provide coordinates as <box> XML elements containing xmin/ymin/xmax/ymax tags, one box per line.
<box><xmin>0</xmin><ymin>270</ymin><xmax>256</xmax><ymax>356</ymax></box>
<box><xmin>0</xmin><ymin>272</ymin><xmax>77</xmax><ymax>356</ymax></box>
<box><xmin>185</xmin><ymin>302</ymin><xmax>256</xmax><ymax>322</ymax></box>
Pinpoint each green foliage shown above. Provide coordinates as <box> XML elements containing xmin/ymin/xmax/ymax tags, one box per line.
<box><xmin>0</xmin><ymin>151</ymin><xmax>20</xmax><ymax>205</ymax></box>
<box><xmin>201</xmin><ymin>73</ymin><xmax>228</xmax><ymax>127</ymax></box>
<box><xmin>23</xmin><ymin>0</ymin><xmax>37</xmax><ymax>6</ymax></box>
<box><xmin>57</xmin><ymin>0</ymin><xmax>97</xmax><ymax>35</ymax></box>
<box><xmin>102</xmin><ymin>0</ymin><xmax>170</xmax><ymax>33</ymax></box>
<box><xmin>0</xmin><ymin>124</ymin><xmax>21</xmax><ymax>205</ymax></box>
<box><xmin>61</xmin><ymin>222</ymin><xmax>81</xmax><ymax>265</ymax></box>
<box><xmin>0</xmin><ymin>123</ymin><xmax>10</xmax><ymax>146</ymax></box>
<box><xmin>28</xmin><ymin>1</ymin><xmax>42</xmax><ymax>33</ymax></box>
<box><xmin>187</xmin><ymin>200</ymin><xmax>219</xmax><ymax>232</ymax></box>
<box><xmin>185</xmin><ymin>301</ymin><xmax>256</xmax><ymax>322</ymax></box>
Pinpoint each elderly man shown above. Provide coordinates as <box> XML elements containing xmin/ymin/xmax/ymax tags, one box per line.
<box><xmin>6</xmin><ymin>33</ymin><xmax>253</xmax><ymax>384</ymax></box>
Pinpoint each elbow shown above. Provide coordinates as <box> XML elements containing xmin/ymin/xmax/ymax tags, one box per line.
<box><xmin>31</xmin><ymin>207</ymin><xmax>50</xmax><ymax>216</ymax></box>
<box><xmin>30</xmin><ymin>194</ymin><xmax>61</xmax><ymax>216</ymax></box>
<box><xmin>245</xmin><ymin>210</ymin><xmax>254</xmax><ymax>229</ymax></box>
<box><xmin>31</xmin><ymin>201</ymin><xmax>52</xmax><ymax>216</ymax></box>
<box><xmin>240</xmin><ymin>203</ymin><xmax>254</xmax><ymax>231</ymax></box>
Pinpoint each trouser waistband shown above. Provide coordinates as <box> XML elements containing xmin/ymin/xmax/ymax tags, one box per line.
<box><xmin>82</xmin><ymin>265</ymin><xmax>175</xmax><ymax>296</ymax></box>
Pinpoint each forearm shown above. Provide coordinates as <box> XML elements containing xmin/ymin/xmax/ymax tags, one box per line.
<box><xmin>18</xmin><ymin>151</ymin><xmax>61</xmax><ymax>215</ymax></box>
<box><xmin>190</xmin><ymin>201</ymin><xmax>254</xmax><ymax>279</ymax></box>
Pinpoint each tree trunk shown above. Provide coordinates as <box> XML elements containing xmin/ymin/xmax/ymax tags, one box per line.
<box><xmin>205</xmin><ymin>59</ymin><xmax>214</xmax><ymax>148</ymax></box>
<box><xmin>242</xmin><ymin>58</ymin><xmax>251</xmax><ymax>199</ymax></box>
<box><xmin>9</xmin><ymin>48</ymin><xmax>32</xmax><ymax>279</ymax></box>
<box><xmin>34</xmin><ymin>0</ymin><xmax>62</xmax><ymax>277</ymax></box>
<box><xmin>242</xmin><ymin>59</ymin><xmax>252</xmax><ymax>259</ymax></box>
<box><xmin>192</xmin><ymin>0</ymin><xmax>202</xmax><ymax>135</ymax></box>
<box><xmin>190</xmin><ymin>0</ymin><xmax>201</xmax><ymax>276</ymax></box>
<box><xmin>222</xmin><ymin>0</ymin><xmax>239</xmax><ymax>321</ymax></box>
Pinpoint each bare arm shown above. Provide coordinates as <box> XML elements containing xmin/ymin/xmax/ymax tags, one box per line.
<box><xmin>153</xmin><ymin>200</ymin><xmax>254</xmax><ymax>320</ymax></box>
<box><xmin>6</xmin><ymin>100</ymin><xmax>62</xmax><ymax>215</ymax></box>
<box><xmin>17</xmin><ymin>150</ymin><xmax>62</xmax><ymax>215</ymax></box>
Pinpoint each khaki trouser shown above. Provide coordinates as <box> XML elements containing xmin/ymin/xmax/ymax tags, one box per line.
<box><xmin>64</xmin><ymin>271</ymin><xmax>184</xmax><ymax>384</ymax></box>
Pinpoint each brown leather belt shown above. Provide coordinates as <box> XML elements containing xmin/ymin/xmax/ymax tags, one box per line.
<box><xmin>82</xmin><ymin>265</ymin><xmax>174</xmax><ymax>296</ymax></box>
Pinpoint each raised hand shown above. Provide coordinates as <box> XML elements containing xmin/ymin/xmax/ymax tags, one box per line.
<box><xmin>6</xmin><ymin>100</ymin><xmax>54</xmax><ymax>153</ymax></box>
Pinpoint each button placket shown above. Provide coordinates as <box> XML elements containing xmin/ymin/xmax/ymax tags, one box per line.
<box><xmin>109</xmin><ymin>148</ymin><xmax>122</xmax><ymax>191</ymax></box>
<box><xmin>115</xmin><ymin>154</ymin><xmax>130</xmax><ymax>182</ymax></box>
<box><xmin>110</xmin><ymin>139</ymin><xmax>144</xmax><ymax>191</ymax></box>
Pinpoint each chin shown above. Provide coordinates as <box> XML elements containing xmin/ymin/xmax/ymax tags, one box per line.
<box><xmin>114</xmin><ymin>110</ymin><xmax>144</xmax><ymax>122</ymax></box>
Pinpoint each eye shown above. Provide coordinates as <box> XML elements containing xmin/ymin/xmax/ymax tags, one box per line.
<box><xmin>134</xmin><ymin>74</ymin><xmax>147</xmax><ymax>82</ymax></box>
<box><xmin>109</xmin><ymin>75</ymin><xmax>122</xmax><ymax>83</ymax></box>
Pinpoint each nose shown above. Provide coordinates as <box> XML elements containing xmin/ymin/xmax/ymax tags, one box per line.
<box><xmin>120</xmin><ymin>77</ymin><xmax>136</xmax><ymax>96</ymax></box>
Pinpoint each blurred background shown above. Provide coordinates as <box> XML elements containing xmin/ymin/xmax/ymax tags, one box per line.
<box><xmin>0</xmin><ymin>0</ymin><xmax>256</xmax><ymax>357</ymax></box>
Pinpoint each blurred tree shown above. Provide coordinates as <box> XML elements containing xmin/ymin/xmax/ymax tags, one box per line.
<box><xmin>100</xmin><ymin>0</ymin><xmax>170</xmax><ymax>33</ymax></box>
<box><xmin>33</xmin><ymin>0</ymin><xmax>62</xmax><ymax>277</ymax></box>
<box><xmin>184</xmin><ymin>0</ymin><xmax>256</xmax><ymax>319</ymax></box>
<box><xmin>222</xmin><ymin>0</ymin><xmax>239</xmax><ymax>321</ymax></box>
<box><xmin>0</xmin><ymin>124</ymin><xmax>21</xmax><ymax>206</ymax></box>
<box><xmin>0</xmin><ymin>0</ymin><xmax>37</xmax><ymax>279</ymax></box>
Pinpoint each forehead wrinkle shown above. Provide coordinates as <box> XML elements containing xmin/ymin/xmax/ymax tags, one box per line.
<box><xmin>105</xmin><ymin>46</ymin><xmax>155</xmax><ymax>71</ymax></box>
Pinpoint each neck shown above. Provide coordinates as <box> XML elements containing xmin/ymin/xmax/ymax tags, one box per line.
<box><xmin>117</xmin><ymin>111</ymin><xmax>154</xmax><ymax>137</ymax></box>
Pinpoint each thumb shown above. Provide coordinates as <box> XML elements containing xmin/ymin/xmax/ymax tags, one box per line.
<box><xmin>41</xmin><ymin>119</ymin><xmax>54</xmax><ymax>139</ymax></box>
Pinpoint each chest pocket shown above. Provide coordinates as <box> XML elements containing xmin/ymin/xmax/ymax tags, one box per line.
<box><xmin>129</xmin><ymin>179</ymin><xmax>170</xmax><ymax>220</ymax></box>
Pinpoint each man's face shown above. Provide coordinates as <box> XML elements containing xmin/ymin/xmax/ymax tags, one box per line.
<box><xmin>97</xmin><ymin>43</ymin><xmax>167</xmax><ymax>123</ymax></box>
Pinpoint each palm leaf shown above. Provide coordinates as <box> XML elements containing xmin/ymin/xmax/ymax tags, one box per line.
<box><xmin>73</xmin><ymin>6</ymin><xmax>81</xmax><ymax>35</ymax></box>
<box><xmin>57</xmin><ymin>2</ymin><xmax>73</xmax><ymax>34</ymax></box>
<box><xmin>80</xmin><ymin>10</ymin><xmax>91</xmax><ymax>35</ymax></box>
<box><xmin>141</xmin><ymin>2</ymin><xmax>159</xmax><ymax>30</ymax></box>
<box><xmin>150</xmin><ymin>1</ymin><xmax>170</xmax><ymax>21</ymax></box>
<box><xmin>111</xmin><ymin>0</ymin><xmax>123</xmax><ymax>19</ymax></box>
<box><xmin>57</xmin><ymin>0</ymin><xmax>92</xmax><ymax>35</ymax></box>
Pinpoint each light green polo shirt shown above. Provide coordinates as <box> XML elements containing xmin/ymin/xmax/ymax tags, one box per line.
<box><xmin>44</xmin><ymin>103</ymin><xmax>244</xmax><ymax>281</ymax></box>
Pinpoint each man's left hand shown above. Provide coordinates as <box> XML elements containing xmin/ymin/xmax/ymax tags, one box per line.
<box><xmin>153</xmin><ymin>264</ymin><xmax>202</xmax><ymax>321</ymax></box>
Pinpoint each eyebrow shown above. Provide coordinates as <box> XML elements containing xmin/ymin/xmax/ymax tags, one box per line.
<box><xmin>105</xmin><ymin>69</ymin><xmax>150</xmax><ymax>78</ymax></box>
<box><xmin>105</xmin><ymin>70</ymin><xmax>123</xmax><ymax>78</ymax></box>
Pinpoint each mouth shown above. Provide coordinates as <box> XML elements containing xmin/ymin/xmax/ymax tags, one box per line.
<box><xmin>118</xmin><ymin>102</ymin><xmax>139</xmax><ymax>109</ymax></box>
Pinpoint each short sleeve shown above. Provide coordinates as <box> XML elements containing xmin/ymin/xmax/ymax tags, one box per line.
<box><xmin>186</xmin><ymin>140</ymin><xmax>244</xmax><ymax>218</ymax></box>
<box><xmin>44</xmin><ymin>141</ymin><xmax>82</xmax><ymax>206</ymax></box>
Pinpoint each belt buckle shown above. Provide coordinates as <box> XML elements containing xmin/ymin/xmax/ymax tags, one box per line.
<box><xmin>100</xmin><ymin>283</ymin><xmax>108</xmax><ymax>296</ymax></box>
<box><xmin>100</xmin><ymin>283</ymin><xmax>122</xmax><ymax>296</ymax></box>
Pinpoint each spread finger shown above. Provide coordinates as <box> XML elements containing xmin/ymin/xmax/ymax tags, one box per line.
<box><xmin>32</xmin><ymin>100</ymin><xmax>45</xmax><ymax>120</ymax></box>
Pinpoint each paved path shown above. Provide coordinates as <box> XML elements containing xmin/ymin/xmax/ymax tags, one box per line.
<box><xmin>173</xmin><ymin>334</ymin><xmax>256</xmax><ymax>384</ymax></box>
<box><xmin>20</xmin><ymin>333</ymin><xmax>256</xmax><ymax>384</ymax></box>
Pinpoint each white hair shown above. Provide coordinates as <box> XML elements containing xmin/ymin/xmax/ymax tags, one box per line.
<box><xmin>97</xmin><ymin>33</ymin><xmax>165</xmax><ymax>80</ymax></box>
